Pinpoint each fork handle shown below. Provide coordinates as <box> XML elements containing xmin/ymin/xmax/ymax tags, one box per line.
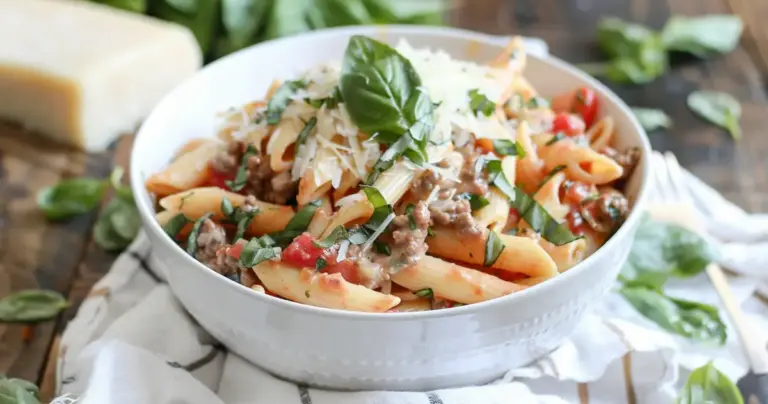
<box><xmin>707</xmin><ymin>263</ymin><xmax>768</xmax><ymax>374</ymax></box>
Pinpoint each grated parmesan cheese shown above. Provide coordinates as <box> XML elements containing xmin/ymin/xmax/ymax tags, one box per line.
<box><xmin>335</xmin><ymin>193</ymin><xmax>363</xmax><ymax>208</ymax></box>
<box><xmin>337</xmin><ymin>239</ymin><xmax>350</xmax><ymax>262</ymax></box>
<box><xmin>362</xmin><ymin>212</ymin><xmax>396</xmax><ymax>252</ymax></box>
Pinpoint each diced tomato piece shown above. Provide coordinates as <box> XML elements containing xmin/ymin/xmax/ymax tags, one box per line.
<box><xmin>572</xmin><ymin>87</ymin><xmax>598</xmax><ymax>129</ymax></box>
<box><xmin>563</xmin><ymin>181</ymin><xmax>592</xmax><ymax>205</ymax></box>
<box><xmin>566</xmin><ymin>210</ymin><xmax>587</xmax><ymax>235</ymax></box>
<box><xmin>324</xmin><ymin>260</ymin><xmax>360</xmax><ymax>284</ymax></box>
<box><xmin>206</xmin><ymin>165</ymin><xmax>234</xmax><ymax>190</ymax></box>
<box><xmin>282</xmin><ymin>233</ymin><xmax>326</xmax><ymax>268</ymax></box>
<box><xmin>552</xmin><ymin>113</ymin><xmax>585</xmax><ymax>136</ymax></box>
<box><xmin>226</xmin><ymin>243</ymin><xmax>244</xmax><ymax>259</ymax></box>
<box><xmin>508</xmin><ymin>207</ymin><xmax>521</xmax><ymax>228</ymax></box>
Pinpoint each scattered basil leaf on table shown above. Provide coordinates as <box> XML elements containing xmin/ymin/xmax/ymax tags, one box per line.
<box><xmin>687</xmin><ymin>91</ymin><xmax>742</xmax><ymax>140</ymax></box>
<box><xmin>620</xmin><ymin>286</ymin><xmax>726</xmax><ymax>344</ymax></box>
<box><xmin>315</xmin><ymin>0</ymin><xmax>373</xmax><ymax>27</ymax></box>
<box><xmin>662</xmin><ymin>15</ymin><xmax>743</xmax><ymax>58</ymax></box>
<box><xmin>484</xmin><ymin>231</ymin><xmax>505</xmax><ymax>266</ymax></box>
<box><xmin>597</xmin><ymin>17</ymin><xmax>657</xmax><ymax>58</ymax></box>
<box><xmin>93</xmin><ymin>172</ymin><xmax>140</xmax><ymax>252</ymax></box>
<box><xmin>594</xmin><ymin>17</ymin><xmax>668</xmax><ymax>84</ymax></box>
<box><xmin>485</xmin><ymin>160</ymin><xmax>581</xmax><ymax>246</ymax></box>
<box><xmin>263</xmin><ymin>0</ymin><xmax>312</xmax><ymax>39</ymax></box>
<box><xmin>0</xmin><ymin>290</ymin><xmax>68</xmax><ymax>323</ymax></box>
<box><xmin>149</xmin><ymin>0</ymin><xmax>219</xmax><ymax>55</ymax></box>
<box><xmin>37</xmin><ymin>178</ymin><xmax>108</xmax><ymax>221</ymax></box>
<box><xmin>340</xmin><ymin>35</ymin><xmax>435</xmax><ymax>182</ymax></box>
<box><xmin>678</xmin><ymin>361</ymin><xmax>744</xmax><ymax>404</ymax></box>
<box><xmin>266</xmin><ymin>80</ymin><xmax>307</xmax><ymax>125</ymax></box>
<box><xmin>92</xmin><ymin>0</ymin><xmax>147</xmax><ymax>13</ymax></box>
<box><xmin>619</xmin><ymin>214</ymin><xmax>716</xmax><ymax>288</ymax></box>
<box><xmin>632</xmin><ymin>107</ymin><xmax>672</xmax><ymax>131</ymax></box>
<box><xmin>213</xmin><ymin>0</ymin><xmax>272</xmax><ymax>58</ymax></box>
<box><xmin>0</xmin><ymin>376</ymin><xmax>40</xmax><ymax>404</ymax></box>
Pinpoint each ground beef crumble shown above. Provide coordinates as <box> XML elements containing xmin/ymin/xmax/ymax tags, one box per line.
<box><xmin>580</xmin><ymin>191</ymin><xmax>630</xmax><ymax>233</ymax></box>
<box><xmin>429</xmin><ymin>199</ymin><xmax>483</xmax><ymax>237</ymax></box>
<box><xmin>211</xmin><ymin>140</ymin><xmax>297</xmax><ymax>205</ymax></box>
<box><xmin>389</xmin><ymin>201</ymin><xmax>431</xmax><ymax>268</ymax></box>
<box><xmin>195</xmin><ymin>219</ymin><xmax>239</xmax><ymax>276</ymax></box>
<box><xmin>601</xmin><ymin>146</ymin><xmax>641</xmax><ymax>182</ymax></box>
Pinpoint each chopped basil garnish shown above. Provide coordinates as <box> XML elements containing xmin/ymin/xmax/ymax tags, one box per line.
<box><xmin>546</xmin><ymin>132</ymin><xmax>567</xmax><ymax>146</ymax></box>
<box><xmin>414</xmin><ymin>288</ymin><xmax>433</xmax><ymax>298</ymax></box>
<box><xmin>526</xmin><ymin>96</ymin><xmax>550</xmax><ymax>109</ymax></box>
<box><xmin>315</xmin><ymin>257</ymin><xmax>328</xmax><ymax>271</ymax></box>
<box><xmin>305</xmin><ymin>290</ymin><xmax>311</xmax><ymax>298</ymax></box>
<box><xmin>468</xmin><ymin>89</ymin><xmax>496</xmax><ymax>117</ymax></box>
<box><xmin>492</xmin><ymin>139</ymin><xmax>526</xmax><ymax>158</ymax></box>
<box><xmin>221</xmin><ymin>197</ymin><xmax>235</xmax><ymax>217</ymax></box>
<box><xmin>232</xmin><ymin>211</ymin><xmax>257</xmax><ymax>243</ymax></box>
<box><xmin>361</xmin><ymin>186</ymin><xmax>393</xmax><ymax>231</ymax></box>
<box><xmin>296</xmin><ymin>117</ymin><xmax>317</xmax><ymax>146</ymax></box>
<box><xmin>305</xmin><ymin>98</ymin><xmax>324</xmax><ymax>108</ymax></box>
<box><xmin>239</xmin><ymin>235</ymin><xmax>279</xmax><ymax>268</ymax></box>
<box><xmin>314</xmin><ymin>225</ymin><xmax>367</xmax><ymax>248</ymax></box>
<box><xmin>505</xmin><ymin>228</ymin><xmax>519</xmax><ymax>236</ymax></box>
<box><xmin>162</xmin><ymin>213</ymin><xmax>189</xmax><ymax>238</ymax></box>
<box><xmin>536</xmin><ymin>165</ymin><xmax>566</xmax><ymax>191</ymax></box>
<box><xmin>457</xmin><ymin>193</ymin><xmax>490</xmax><ymax>211</ymax></box>
<box><xmin>485</xmin><ymin>160</ymin><xmax>580</xmax><ymax>246</ymax></box>
<box><xmin>375</xmin><ymin>241</ymin><xmax>391</xmax><ymax>256</ymax></box>
<box><xmin>306</xmin><ymin>87</ymin><xmax>343</xmax><ymax>109</ymax></box>
<box><xmin>226</xmin><ymin>145</ymin><xmax>258</xmax><ymax>191</ymax></box>
<box><xmin>186</xmin><ymin>212</ymin><xmax>214</xmax><ymax>256</ymax></box>
<box><xmin>0</xmin><ymin>289</ymin><xmax>69</xmax><ymax>323</ymax></box>
<box><xmin>266</xmin><ymin>80</ymin><xmax>306</xmax><ymax>124</ymax></box>
<box><xmin>270</xmin><ymin>200</ymin><xmax>322</xmax><ymax>245</ymax></box>
<box><xmin>483</xmin><ymin>230</ymin><xmax>505</xmax><ymax>266</ymax></box>
<box><xmin>365</xmin><ymin>134</ymin><xmax>415</xmax><ymax>185</ymax></box>
<box><xmin>427</xmin><ymin>227</ymin><xmax>435</xmax><ymax>237</ymax></box>
<box><xmin>405</xmin><ymin>203</ymin><xmax>417</xmax><ymax>230</ymax></box>
<box><xmin>37</xmin><ymin>177</ymin><xmax>108</xmax><ymax>221</ymax></box>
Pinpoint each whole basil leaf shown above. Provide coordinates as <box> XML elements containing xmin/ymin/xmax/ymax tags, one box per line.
<box><xmin>214</xmin><ymin>0</ymin><xmax>273</xmax><ymax>58</ymax></box>
<box><xmin>620</xmin><ymin>286</ymin><xmax>726</xmax><ymax>344</ymax></box>
<box><xmin>4</xmin><ymin>378</ymin><xmax>39</xmax><ymax>399</ymax></box>
<box><xmin>632</xmin><ymin>107</ymin><xmax>672</xmax><ymax>131</ymax></box>
<box><xmin>605</xmin><ymin>47</ymin><xmax>666</xmax><ymax>84</ymax></box>
<box><xmin>91</xmin><ymin>0</ymin><xmax>147</xmax><ymax>13</ymax></box>
<box><xmin>678</xmin><ymin>361</ymin><xmax>744</xmax><ymax>404</ymax></box>
<box><xmin>597</xmin><ymin>17</ymin><xmax>656</xmax><ymax>58</ymax></box>
<box><xmin>687</xmin><ymin>91</ymin><xmax>742</xmax><ymax>140</ymax></box>
<box><xmin>263</xmin><ymin>0</ymin><xmax>311</xmax><ymax>39</ymax></box>
<box><xmin>108</xmin><ymin>198</ymin><xmax>141</xmax><ymax>242</ymax></box>
<box><xmin>0</xmin><ymin>290</ymin><xmax>68</xmax><ymax>323</ymax></box>
<box><xmin>362</xmin><ymin>0</ymin><xmax>445</xmax><ymax>23</ymax></box>
<box><xmin>339</xmin><ymin>35</ymin><xmax>435</xmax><ymax>150</ymax></box>
<box><xmin>149</xmin><ymin>0</ymin><xmax>219</xmax><ymax>54</ymax></box>
<box><xmin>619</xmin><ymin>214</ymin><xmax>716</xmax><ymax>288</ymax></box>
<box><xmin>316</xmin><ymin>0</ymin><xmax>372</xmax><ymax>27</ymax></box>
<box><xmin>0</xmin><ymin>377</ymin><xmax>40</xmax><ymax>404</ymax></box>
<box><xmin>662</xmin><ymin>15</ymin><xmax>743</xmax><ymax>58</ymax></box>
<box><xmin>38</xmin><ymin>178</ymin><xmax>108</xmax><ymax>221</ymax></box>
<box><xmin>93</xmin><ymin>196</ymin><xmax>139</xmax><ymax>252</ymax></box>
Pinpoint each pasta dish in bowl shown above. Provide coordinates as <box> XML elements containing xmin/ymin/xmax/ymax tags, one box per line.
<box><xmin>132</xmin><ymin>26</ymin><xmax>650</xmax><ymax>390</ymax></box>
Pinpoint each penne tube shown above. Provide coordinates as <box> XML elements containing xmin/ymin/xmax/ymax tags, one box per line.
<box><xmin>320</xmin><ymin>199</ymin><xmax>374</xmax><ymax>237</ymax></box>
<box><xmin>427</xmin><ymin>227</ymin><xmax>558</xmax><ymax>279</ymax></box>
<box><xmin>253</xmin><ymin>261</ymin><xmax>400</xmax><ymax>312</ymax></box>
<box><xmin>540</xmin><ymin>238</ymin><xmax>587</xmax><ymax>272</ymax></box>
<box><xmin>172</xmin><ymin>138</ymin><xmax>213</xmax><ymax>160</ymax></box>
<box><xmin>388</xmin><ymin>298</ymin><xmax>432</xmax><ymax>313</ymax></box>
<box><xmin>515</xmin><ymin>121</ymin><xmax>546</xmax><ymax>193</ymax></box>
<box><xmin>516</xmin><ymin>275</ymin><xmax>554</xmax><ymax>287</ymax></box>
<box><xmin>145</xmin><ymin>140</ymin><xmax>222</xmax><ymax>196</ymax></box>
<box><xmin>297</xmin><ymin>171</ymin><xmax>332</xmax><ymax>206</ymax></box>
<box><xmin>474</xmin><ymin>188</ymin><xmax>510</xmax><ymax>232</ymax></box>
<box><xmin>155</xmin><ymin>210</ymin><xmax>177</xmax><ymax>227</ymax></box>
<box><xmin>332</xmin><ymin>170</ymin><xmax>361</xmax><ymax>201</ymax></box>
<box><xmin>587</xmin><ymin>117</ymin><xmax>615</xmax><ymax>151</ymax></box>
<box><xmin>266</xmin><ymin>118</ymin><xmax>303</xmax><ymax>172</ymax></box>
<box><xmin>391</xmin><ymin>256</ymin><xmax>526</xmax><ymax>304</ymax></box>
<box><xmin>538</xmin><ymin>137</ymin><xmax>623</xmax><ymax>185</ymax></box>
<box><xmin>307</xmin><ymin>195</ymin><xmax>333</xmax><ymax>238</ymax></box>
<box><xmin>371</xmin><ymin>161</ymin><xmax>418</xmax><ymax>205</ymax></box>
<box><xmin>533</xmin><ymin>171</ymin><xmax>569</xmax><ymax>222</ymax></box>
<box><xmin>265</xmin><ymin>79</ymin><xmax>281</xmax><ymax>101</ymax></box>
<box><xmin>159</xmin><ymin>187</ymin><xmax>295</xmax><ymax>235</ymax></box>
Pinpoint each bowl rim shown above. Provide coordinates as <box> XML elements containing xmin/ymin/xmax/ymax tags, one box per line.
<box><xmin>131</xmin><ymin>24</ymin><xmax>653</xmax><ymax>321</ymax></box>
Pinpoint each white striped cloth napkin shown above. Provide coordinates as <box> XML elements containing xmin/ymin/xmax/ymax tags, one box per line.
<box><xmin>50</xmin><ymin>164</ymin><xmax>768</xmax><ymax>404</ymax></box>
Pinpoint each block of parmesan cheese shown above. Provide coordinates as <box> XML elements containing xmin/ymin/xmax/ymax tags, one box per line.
<box><xmin>0</xmin><ymin>0</ymin><xmax>202</xmax><ymax>151</ymax></box>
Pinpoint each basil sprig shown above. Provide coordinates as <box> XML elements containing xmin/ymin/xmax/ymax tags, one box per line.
<box><xmin>687</xmin><ymin>91</ymin><xmax>742</xmax><ymax>141</ymax></box>
<box><xmin>662</xmin><ymin>15</ymin><xmax>743</xmax><ymax>58</ymax></box>
<box><xmin>266</xmin><ymin>80</ymin><xmax>307</xmax><ymax>124</ymax></box>
<box><xmin>484</xmin><ymin>231</ymin><xmax>505</xmax><ymax>266</ymax></box>
<box><xmin>620</xmin><ymin>285</ymin><xmax>726</xmax><ymax>344</ymax></box>
<box><xmin>678</xmin><ymin>361</ymin><xmax>743</xmax><ymax>404</ymax></box>
<box><xmin>269</xmin><ymin>200</ymin><xmax>322</xmax><ymax>245</ymax></box>
<box><xmin>239</xmin><ymin>235</ymin><xmax>279</xmax><ymax>268</ymax></box>
<box><xmin>339</xmin><ymin>35</ymin><xmax>435</xmax><ymax>184</ymax></box>
<box><xmin>631</xmin><ymin>107</ymin><xmax>672</xmax><ymax>132</ymax></box>
<box><xmin>226</xmin><ymin>144</ymin><xmax>258</xmax><ymax>191</ymax></box>
<box><xmin>485</xmin><ymin>160</ymin><xmax>580</xmax><ymax>246</ymax></box>
<box><xmin>38</xmin><ymin>177</ymin><xmax>109</xmax><ymax>221</ymax></box>
<box><xmin>0</xmin><ymin>375</ymin><xmax>41</xmax><ymax>403</ymax></box>
<box><xmin>468</xmin><ymin>89</ymin><xmax>495</xmax><ymax>117</ymax></box>
<box><xmin>457</xmin><ymin>193</ymin><xmax>490</xmax><ymax>211</ymax></box>
<box><xmin>492</xmin><ymin>139</ymin><xmax>526</xmax><ymax>158</ymax></box>
<box><xmin>0</xmin><ymin>290</ymin><xmax>68</xmax><ymax>323</ymax></box>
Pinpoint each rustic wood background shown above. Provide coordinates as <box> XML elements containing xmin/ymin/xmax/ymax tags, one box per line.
<box><xmin>1</xmin><ymin>0</ymin><xmax>767</xmax><ymax>401</ymax></box>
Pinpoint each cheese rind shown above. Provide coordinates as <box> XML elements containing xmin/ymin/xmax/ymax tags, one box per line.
<box><xmin>0</xmin><ymin>0</ymin><xmax>202</xmax><ymax>151</ymax></box>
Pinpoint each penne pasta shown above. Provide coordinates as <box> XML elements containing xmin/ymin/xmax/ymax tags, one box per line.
<box><xmin>253</xmin><ymin>261</ymin><xmax>400</xmax><ymax>312</ymax></box>
<box><xmin>266</xmin><ymin>117</ymin><xmax>303</xmax><ymax>172</ymax></box>
<box><xmin>426</xmin><ymin>227</ymin><xmax>558</xmax><ymax>279</ymax></box>
<box><xmin>540</xmin><ymin>238</ymin><xmax>588</xmax><ymax>272</ymax></box>
<box><xmin>320</xmin><ymin>198</ymin><xmax>374</xmax><ymax>237</ymax></box>
<box><xmin>371</xmin><ymin>161</ymin><xmax>418</xmax><ymax>204</ymax></box>
<box><xmin>474</xmin><ymin>188</ymin><xmax>510</xmax><ymax>232</ymax></box>
<box><xmin>159</xmin><ymin>187</ymin><xmax>295</xmax><ymax>235</ymax></box>
<box><xmin>298</xmin><ymin>171</ymin><xmax>332</xmax><ymax>207</ymax></box>
<box><xmin>307</xmin><ymin>195</ymin><xmax>333</xmax><ymax>238</ymax></box>
<box><xmin>391</xmin><ymin>256</ymin><xmax>526</xmax><ymax>304</ymax></box>
<box><xmin>332</xmin><ymin>170</ymin><xmax>361</xmax><ymax>201</ymax></box>
<box><xmin>538</xmin><ymin>137</ymin><xmax>623</xmax><ymax>185</ymax></box>
<box><xmin>587</xmin><ymin>117</ymin><xmax>615</xmax><ymax>151</ymax></box>
<box><xmin>533</xmin><ymin>171</ymin><xmax>569</xmax><ymax>222</ymax></box>
<box><xmin>146</xmin><ymin>140</ymin><xmax>222</xmax><ymax>196</ymax></box>
<box><xmin>173</xmin><ymin>138</ymin><xmax>213</xmax><ymax>160</ymax></box>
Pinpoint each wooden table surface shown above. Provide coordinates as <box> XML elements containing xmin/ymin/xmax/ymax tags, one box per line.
<box><xmin>2</xmin><ymin>0</ymin><xmax>767</xmax><ymax>400</ymax></box>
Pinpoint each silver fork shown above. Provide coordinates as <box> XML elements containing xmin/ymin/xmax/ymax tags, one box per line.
<box><xmin>653</xmin><ymin>150</ymin><xmax>768</xmax><ymax>399</ymax></box>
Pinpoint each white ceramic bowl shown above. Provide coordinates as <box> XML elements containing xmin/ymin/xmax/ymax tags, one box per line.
<box><xmin>131</xmin><ymin>25</ymin><xmax>652</xmax><ymax>391</ymax></box>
